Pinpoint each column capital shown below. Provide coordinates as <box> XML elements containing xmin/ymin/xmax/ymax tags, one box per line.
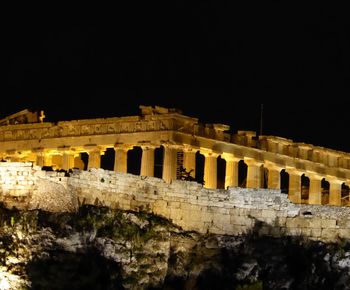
<box><xmin>57</xmin><ymin>146</ymin><xmax>78</xmax><ymax>155</ymax></box>
<box><xmin>264</xmin><ymin>161</ymin><xmax>283</xmax><ymax>171</ymax></box>
<box><xmin>182</xmin><ymin>144</ymin><xmax>199</xmax><ymax>153</ymax></box>
<box><xmin>200</xmin><ymin>148</ymin><xmax>220</xmax><ymax>158</ymax></box>
<box><xmin>244</xmin><ymin>157</ymin><xmax>263</xmax><ymax>167</ymax></box>
<box><xmin>84</xmin><ymin>144</ymin><xmax>102</xmax><ymax>151</ymax></box>
<box><xmin>84</xmin><ymin>145</ymin><xmax>106</xmax><ymax>157</ymax></box>
<box><xmin>114</xmin><ymin>143</ymin><xmax>133</xmax><ymax>151</ymax></box>
<box><xmin>162</xmin><ymin>142</ymin><xmax>182</xmax><ymax>150</ymax></box>
<box><xmin>327</xmin><ymin>176</ymin><xmax>345</xmax><ymax>185</ymax></box>
<box><xmin>221</xmin><ymin>153</ymin><xmax>241</xmax><ymax>162</ymax></box>
<box><xmin>32</xmin><ymin>147</ymin><xmax>45</xmax><ymax>153</ymax></box>
<box><xmin>140</xmin><ymin>144</ymin><xmax>158</xmax><ymax>150</ymax></box>
<box><xmin>285</xmin><ymin>167</ymin><xmax>304</xmax><ymax>176</ymax></box>
<box><xmin>306</xmin><ymin>171</ymin><xmax>324</xmax><ymax>181</ymax></box>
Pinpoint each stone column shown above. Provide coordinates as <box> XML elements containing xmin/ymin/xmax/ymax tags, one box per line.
<box><xmin>162</xmin><ymin>144</ymin><xmax>177</xmax><ymax>183</ymax></box>
<box><xmin>51</xmin><ymin>155</ymin><xmax>63</xmax><ymax>169</ymax></box>
<box><xmin>183</xmin><ymin>146</ymin><xmax>196</xmax><ymax>178</ymax></box>
<box><xmin>35</xmin><ymin>151</ymin><xmax>45</xmax><ymax>167</ymax></box>
<box><xmin>114</xmin><ymin>144</ymin><xmax>131</xmax><ymax>173</ymax></box>
<box><xmin>74</xmin><ymin>155</ymin><xmax>85</xmax><ymax>170</ymax></box>
<box><xmin>286</xmin><ymin>169</ymin><xmax>303</xmax><ymax>203</ymax></box>
<box><xmin>44</xmin><ymin>154</ymin><xmax>53</xmax><ymax>166</ymax></box>
<box><xmin>87</xmin><ymin>147</ymin><xmax>102</xmax><ymax>169</ymax></box>
<box><xmin>140</xmin><ymin>145</ymin><xmax>155</xmax><ymax>177</ymax></box>
<box><xmin>328</xmin><ymin>178</ymin><xmax>343</xmax><ymax>206</ymax></box>
<box><xmin>222</xmin><ymin>153</ymin><xmax>239</xmax><ymax>189</ymax></box>
<box><xmin>33</xmin><ymin>148</ymin><xmax>50</xmax><ymax>167</ymax></box>
<box><xmin>308</xmin><ymin>174</ymin><xmax>323</xmax><ymax>205</ymax></box>
<box><xmin>245</xmin><ymin>158</ymin><xmax>263</xmax><ymax>189</ymax></box>
<box><xmin>202</xmin><ymin>150</ymin><xmax>219</xmax><ymax>189</ymax></box>
<box><xmin>62</xmin><ymin>152</ymin><xmax>75</xmax><ymax>170</ymax></box>
<box><xmin>265</xmin><ymin>163</ymin><xmax>282</xmax><ymax>190</ymax></box>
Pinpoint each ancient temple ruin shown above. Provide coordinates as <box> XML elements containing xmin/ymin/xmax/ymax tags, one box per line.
<box><xmin>0</xmin><ymin>105</ymin><xmax>349</xmax><ymax>207</ymax></box>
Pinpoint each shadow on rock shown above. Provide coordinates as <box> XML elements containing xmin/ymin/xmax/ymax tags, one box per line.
<box><xmin>26</xmin><ymin>250</ymin><xmax>123</xmax><ymax>290</ymax></box>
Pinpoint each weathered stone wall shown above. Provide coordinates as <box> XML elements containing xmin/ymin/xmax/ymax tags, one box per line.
<box><xmin>0</xmin><ymin>162</ymin><xmax>76</xmax><ymax>211</ymax></box>
<box><xmin>0</xmin><ymin>162</ymin><xmax>35</xmax><ymax>204</ymax></box>
<box><xmin>1</xmin><ymin>162</ymin><xmax>350</xmax><ymax>242</ymax></box>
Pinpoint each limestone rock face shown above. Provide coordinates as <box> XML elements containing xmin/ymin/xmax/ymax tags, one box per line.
<box><xmin>1</xmin><ymin>205</ymin><xmax>350</xmax><ymax>290</ymax></box>
<box><xmin>28</xmin><ymin>177</ymin><xmax>77</xmax><ymax>212</ymax></box>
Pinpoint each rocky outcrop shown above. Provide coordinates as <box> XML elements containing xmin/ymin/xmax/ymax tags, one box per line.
<box><xmin>1</xmin><ymin>204</ymin><xmax>350</xmax><ymax>290</ymax></box>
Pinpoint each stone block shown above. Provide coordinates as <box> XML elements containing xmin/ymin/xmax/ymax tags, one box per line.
<box><xmin>170</xmin><ymin>201</ymin><xmax>181</xmax><ymax>209</ymax></box>
<box><xmin>180</xmin><ymin>202</ymin><xmax>195</xmax><ymax>211</ymax></box>
<box><xmin>248</xmin><ymin>209</ymin><xmax>263</xmax><ymax>218</ymax></box>
<box><xmin>336</xmin><ymin>220</ymin><xmax>350</xmax><ymax>229</ymax></box>
<box><xmin>339</xmin><ymin>229</ymin><xmax>350</xmax><ymax>239</ymax></box>
<box><xmin>230</xmin><ymin>215</ymin><xmax>253</xmax><ymax>227</ymax></box>
<box><xmin>229</xmin><ymin>208</ymin><xmax>241</xmax><ymax>216</ymax></box>
<box><xmin>215</xmin><ymin>207</ymin><xmax>230</xmax><ymax>215</ymax></box>
<box><xmin>170</xmin><ymin>208</ymin><xmax>183</xmax><ymax>220</ymax></box>
<box><xmin>321</xmin><ymin>219</ymin><xmax>337</xmax><ymax>229</ymax></box>
<box><xmin>239</xmin><ymin>208</ymin><xmax>249</xmax><ymax>215</ymax></box>
<box><xmin>307</xmin><ymin>218</ymin><xmax>322</xmax><ymax>228</ymax></box>
<box><xmin>286</xmin><ymin>217</ymin><xmax>307</xmax><ymax>228</ymax></box>
<box><xmin>310</xmin><ymin>228</ymin><xmax>322</xmax><ymax>237</ymax></box>
<box><xmin>212</xmin><ymin>213</ymin><xmax>230</xmax><ymax>226</ymax></box>
<box><xmin>154</xmin><ymin>200</ymin><xmax>168</xmax><ymax>209</ymax></box>
<box><xmin>186</xmin><ymin>209</ymin><xmax>202</xmax><ymax>222</ymax></box>
<box><xmin>201</xmin><ymin>212</ymin><xmax>213</xmax><ymax>223</ymax></box>
<box><xmin>275</xmin><ymin>217</ymin><xmax>287</xmax><ymax>226</ymax></box>
<box><xmin>261</xmin><ymin>209</ymin><xmax>277</xmax><ymax>219</ymax></box>
<box><xmin>321</xmin><ymin>228</ymin><xmax>339</xmax><ymax>240</ymax></box>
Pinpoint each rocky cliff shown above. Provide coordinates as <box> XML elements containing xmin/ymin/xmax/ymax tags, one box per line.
<box><xmin>1</xmin><ymin>204</ymin><xmax>350</xmax><ymax>290</ymax></box>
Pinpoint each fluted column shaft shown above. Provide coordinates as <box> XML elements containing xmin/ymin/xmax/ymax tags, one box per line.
<box><xmin>141</xmin><ymin>146</ymin><xmax>155</xmax><ymax>177</ymax></box>
<box><xmin>329</xmin><ymin>179</ymin><xmax>342</xmax><ymax>206</ymax></box>
<box><xmin>114</xmin><ymin>145</ymin><xmax>131</xmax><ymax>173</ymax></box>
<box><xmin>35</xmin><ymin>152</ymin><xmax>45</xmax><ymax>167</ymax></box>
<box><xmin>308</xmin><ymin>174</ymin><xmax>323</xmax><ymax>205</ymax></box>
<box><xmin>222</xmin><ymin>153</ymin><xmax>239</xmax><ymax>189</ymax></box>
<box><xmin>287</xmin><ymin>170</ymin><xmax>302</xmax><ymax>203</ymax></box>
<box><xmin>266</xmin><ymin>166</ymin><xmax>281</xmax><ymax>190</ymax></box>
<box><xmin>44</xmin><ymin>155</ymin><xmax>52</xmax><ymax>166</ymax></box>
<box><xmin>162</xmin><ymin>145</ymin><xmax>177</xmax><ymax>183</ymax></box>
<box><xmin>88</xmin><ymin>148</ymin><xmax>102</xmax><ymax>169</ymax></box>
<box><xmin>62</xmin><ymin>152</ymin><xmax>75</xmax><ymax>170</ymax></box>
<box><xmin>203</xmin><ymin>151</ymin><xmax>219</xmax><ymax>189</ymax></box>
<box><xmin>74</xmin><ymin>155</ymin><xmax>85</xmax><ymax>170</ymax></box>
<box><xmin>183</xmin><ymin>148</ymin><xmax>196</xmax><ymax>178</ymax></box>
<box><xmin>245</xmin><ymin>159</ymin><xmax>263</xmax><ymax>189</ymax></box>
<box><xmin>34</xmin><ymin>149</ymin><xmax>53</xmax><ymax>167</ymax></box>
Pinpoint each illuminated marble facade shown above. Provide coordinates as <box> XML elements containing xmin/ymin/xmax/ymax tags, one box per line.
<box><xmin>1</xmin><ymin>105</ymin><xmax>349</xmax><ymax>206</ymax></box>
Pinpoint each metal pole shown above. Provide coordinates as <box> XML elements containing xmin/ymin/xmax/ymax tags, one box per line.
<box><xmin>260</xmin><ymin>104</ymin><xmax>263</xmax><ymax>136</ymax></box>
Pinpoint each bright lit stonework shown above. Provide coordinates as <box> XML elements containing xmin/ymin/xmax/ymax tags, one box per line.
<box><xmin>0</xmin><ymin>105</ymin><xmax>349</xmax><ymax>206</ymax></box>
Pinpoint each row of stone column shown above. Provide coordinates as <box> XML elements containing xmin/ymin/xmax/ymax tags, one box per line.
<box><xmin>199</xmin><ymin>154</ymin><xmax>345</xmax><ymax>206</ymax></box>
<box><xmin>286</xmin><ymin>169</ymin><xmax>344</xmax><ymax>206</ymax></box>
<box><xmin>32</xmin><ymin>144</ymin><xmax>194</xmax><ymax>184</ymax></box>
<box><xmin>31</xmin><ymin>144</ymin><xmax>346</xmax><ymax>206</ymax></box>
<box><xmin>34</xmin><ymin>147</ymin><xmax>101</xmax><ymax>170</ymax></box>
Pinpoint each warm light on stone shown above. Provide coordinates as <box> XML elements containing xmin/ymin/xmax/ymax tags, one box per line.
<box><xmin>0</xmin><ymin>105</ymin><xmax>350</xmax><ymax>206</ymax></box>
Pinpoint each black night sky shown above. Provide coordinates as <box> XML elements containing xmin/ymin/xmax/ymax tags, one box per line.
<box><xmin>3</xmin><ymin>3</ymin><xmax>350</xmax><ymax>152</ymax></box>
